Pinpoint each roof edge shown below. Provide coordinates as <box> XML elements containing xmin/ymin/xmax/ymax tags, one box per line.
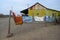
<box><xmin>20</xmin><ymin>2</ymin><xmax>60</xmax><ymax>12</ymax></box>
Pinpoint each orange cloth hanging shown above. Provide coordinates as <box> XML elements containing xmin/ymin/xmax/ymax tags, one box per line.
<box><xmin>12</xmin><ymin>12</ymin><xmax>23</xmax><ymax>25</ymax></box>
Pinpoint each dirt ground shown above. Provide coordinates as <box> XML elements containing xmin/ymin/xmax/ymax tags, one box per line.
<box><xmin>0</xmin><ymin>17</ymin><xmax>60</xmax><ymax>40</ymax></box>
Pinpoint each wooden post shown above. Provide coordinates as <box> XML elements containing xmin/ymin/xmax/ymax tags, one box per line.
<box><xmin>32</xmin><ymin>13</ymin><xmax>34</xmax><ymax>22</ymax></box>
<box><xmin>7</xmin><ymin>10</ymin><xmax>13</xmax><ymax>37</ymax></box>
<box><xmin>44</xmin><ymin>9</ymin><xmax>47</xmax><ymax>27</ymax></box>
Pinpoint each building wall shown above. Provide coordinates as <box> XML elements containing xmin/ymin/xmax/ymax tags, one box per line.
<box><xmin>28</xmin><ymin>8</ymin><xmax>60</xmax><ymax>17</ymax></box>
<box><xmin>28</xmin><ymin>4</ymin><xmax>46</xmax><ymax>17</ymax></box>
<box><xmin>28</xmin><ymin>9</ymin><xmax>46</xmax><ymax>17</ymax></box>
<box><xmin>46</xmin><ymin>10</ymin><xmax>59</xmax><ymax>17</ymax></box>
<box><xmin>28</xmin><ymin>4</ymin><xmax>60</xmax><ymax>17</ymax></box>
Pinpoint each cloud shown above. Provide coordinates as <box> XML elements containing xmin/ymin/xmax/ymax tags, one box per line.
<box><xmin>6</xmin><ymin>0</ymin><xmax>21</xmax><ymax>2</ymax></box>
<box><xmin>0</xmin><ymin>0</ymin><xmax>60</xmax><ymax>15</ymax></box>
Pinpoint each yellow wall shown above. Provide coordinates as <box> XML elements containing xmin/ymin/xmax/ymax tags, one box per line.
<box><xmin>47</xmin><ymin>10</ymin><xmax>59</xmax><ymax>17</ymax></box>
<box><xmin>46</xmin><ymin>10</ymin><xmax>53</xmax><ymax>16</ymax></box>
<box><xmin>28</xmin><ymin>8</ymin><xmax>60</xmax><ymax>17</ymax></box>
<box><xmin>28</xmin><ymin>9</ymin><xmax>46</xmax><ymax>17</ymax></box>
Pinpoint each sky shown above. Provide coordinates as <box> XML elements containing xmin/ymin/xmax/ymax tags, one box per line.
<box><xmin>0</xmin><ymin>0</ymin><xmax>60</xmax><ymax>15</ymax></box>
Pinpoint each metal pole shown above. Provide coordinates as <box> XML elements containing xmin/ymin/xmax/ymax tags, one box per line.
<box><xmin>7</xmin><ymin>10</ymin><xmax>13</xmax><ymax>37</ymax></box>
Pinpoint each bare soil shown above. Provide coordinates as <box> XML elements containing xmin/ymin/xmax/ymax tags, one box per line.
<box><xmin>0</xmin><ymin>17</ymin><xmax>60</xmax><ymax>40</ymax></box>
